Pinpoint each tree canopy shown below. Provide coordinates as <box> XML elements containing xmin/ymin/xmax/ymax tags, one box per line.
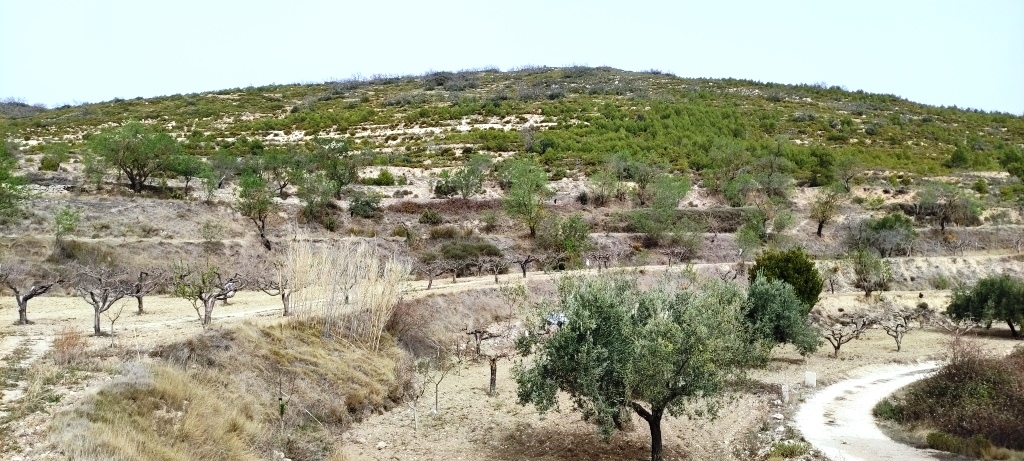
<box><xmin>515</xmin><ymin>275</ymin><xmax>753</xmax><ymax>461</ymax></box>
<box><xmin>946</xmin><ymin>275</ymin><xmax>1024</xmax><ymax>337</ymax></box>
<box><xmin>502</xmin><ymin>159</ymin><xmax>552</xmax><ymax>238</ymax></box>
<box><xmin>88</xmin><ymin>121</ymin><xmax>179</xmax><ymax>193</ymax></box>
<box><xmin>748</xmin><ymin>247</ymin><xmax>822</xmax><ymax>310</ymax></box>
<box><xmin>745</xmin><ymin>275</ymin><xmax>821</xmax><ymax>358</ymax></box>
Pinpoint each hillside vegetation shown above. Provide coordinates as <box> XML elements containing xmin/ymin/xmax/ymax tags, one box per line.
<box><xmin>3</xmin><ymin>67</ymin><xmax>1023</xmax><ymax>177</ymax></box>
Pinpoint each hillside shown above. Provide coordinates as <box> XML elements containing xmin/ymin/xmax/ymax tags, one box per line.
<box><xmin>1</xmin><ymin>67</ymin><xmax>1024</xmax><ymax>461</ymax></box>
<box><xmin>3</xmin><ymin>66</ymin><xmax>1023</xmax><ymax>177</ymax></box>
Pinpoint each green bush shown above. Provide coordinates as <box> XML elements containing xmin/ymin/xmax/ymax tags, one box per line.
<box><xmin>748</xmin><ymin>248</ymin><xmax>823</xmax><ymax>309</ymax></box>
<box><xmin>40</xmin><ymin>154</ymin><xmax>63</xmax><ymax>171</ymax></box>
<box><xmin>872</xmin><ymin>398</ymin><xmax>903</xmax><ymax>421</ymax></box>
<box><xmin>972</xmin><ymin>179</ymin><xmax>989</xmax><ymax>195</ymax></box>
<box><xmin>439</xmin><ymin>238</ymin><xmax>502</xmax><ymax>261</ymax></box>
<box><xmin>926</xmin><ymin>432</ymin><xmax>992</xmax><ymax>458</ymax></box>
<box><xmin>418</xmin><ymin>209</ymin><xmax>443</xmax><ymax>225</ymax></box>
<box><xmin>768</xmin><ymin>441</ymin><xmax>809</xmax><ymax>459</ymax></box>
<box><xmin>886</xmin><ymin>346</ymin><xmax>1024</xmax><ymax>451</ymax></box>
<box><xmin>348</xmin><ymin>191</ymin><xmax>381</xmax><ymax>218</ymax></box>
<box><xmin>362</xmin><ymin>169</ymin><xmax>396</xmax><ymax>186</ymax></box>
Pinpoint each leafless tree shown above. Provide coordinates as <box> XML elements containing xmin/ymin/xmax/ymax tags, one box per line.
<box><xmin>398</xmin><ymin>357</ymin><xmax>432</xmax><ymax>432</ymax></box>
<box><xmin>443</xmin><ymin>259</ymin><xmax>462</xmax><ymax>284</ymax></box>
<box><xmin>506</xmin><ymin>253</ymin><xmax>538</xmax><ymax>278</ymax></box>
<box><xmin>877</xmin><ymin>298</ymin><xmax>917</xmax><ymax>352</ymax></box>
<box><xmin>814</xmin><ymin>312</ymin><xmax>875</xmax><ymax>357</ymax></box>
<box><xmin>104</xmin><ymin>302</ymin><xmax>127</xmax><ymax>346</ymax></box>
<box><xmin>172</xmin><ymin>264</ymin><xmax>243</xmax><ymax>327</ymax></box>
<box><xmin>941</xmin><ymin>232</ymin><xmax>973</xmax><ymax>256</ymax></box>
<box><xmin>128</xmin><ymin>269</ymin><xmax>164</xmax><ymax>315</ymax></box>
<box><xmin>476</xmin><ymin>256</ymin><xmax>506</xmax><ymax>283</ymax></box>
<box><xmin>75</xmin><ymin>266</ymin><xmax>131</xmax><ymax>335</ymax></box>
<box><xmin>0</xmin><ymin>265</ymin><xmax>64</xmax><ymax>325</ymax></box>
<box><xmin>825</xmin><ymin>263</ymin><xmax>841</xmax><ymax>294</ymax></box>
<box><xmin>427</xmin><ymin>343</ymin><xmax>459</xmax><ymax>413</ymax></box>
<box><xmin>936</xmin><ymin>315</ymin><xmax>980</xmax><ymax>336</ymax></box>
<box><xmin>250</xmin><ymin>256</ymin><xmax>298</xmax><ymax>316</ymax></box>
<box><xmin>416</xmin><ymin>260</ymin><xmax>448</xmax><ymax>290</ymax></box>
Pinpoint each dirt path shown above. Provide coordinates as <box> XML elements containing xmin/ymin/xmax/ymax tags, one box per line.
<box><xmin>794</xmin><ymin>362</ymin><xmax>950</xmax><ymax>461</ymax></box>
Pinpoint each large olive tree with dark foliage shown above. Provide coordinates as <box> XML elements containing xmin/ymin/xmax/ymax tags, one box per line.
<box><xmin>946</xmin><ymin>275</ymin><xmax>1024</xmax><ymax>337</ymax></box>
<box><xmin>515</xmin><ymin>275</ymin><xmax>753</xmax><ymax>461</ymax></box>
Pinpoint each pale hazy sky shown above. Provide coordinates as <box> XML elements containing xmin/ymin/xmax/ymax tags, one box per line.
<box><xmin>2</xmin><ymin>0</ymin><xmax>1022</xmax><ymax>114</ymax></box>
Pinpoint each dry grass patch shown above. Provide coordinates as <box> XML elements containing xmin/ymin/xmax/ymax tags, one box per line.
<box><xmin>53</xmin><ymin>320</ymin><xmax>406</xmax><ymax>460</ymax></box>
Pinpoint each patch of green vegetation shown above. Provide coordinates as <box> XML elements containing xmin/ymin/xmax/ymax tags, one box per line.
<box><xmin>3</xmin><ymin>67</ymin><xmax>1022</xmax><ymax>186</ymax></box>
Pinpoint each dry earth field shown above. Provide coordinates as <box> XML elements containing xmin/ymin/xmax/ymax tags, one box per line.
<box><xmin>1</xmin><ymin>257</ymin><xmax>1021</xmax><ymax>461</ymax></box>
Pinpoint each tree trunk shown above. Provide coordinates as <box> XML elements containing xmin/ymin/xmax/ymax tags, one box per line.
<box><xmin>16</xmin><ymin>297</ymin><xmax>28</xmax><ymax>325</ymax></box>
<box><xmin>488</xmin><ymin>358</ymin><xmax>498</xmax><ymax>396</ymax></box>
<box><xmin>648</xmin><ymin>411</ymin><xmax>663</xmax><ymax>461</ymax></box>
<box><xmin>281</xmin><ymin>292</ymin><xmax>291</xmax><ymax>316</ymax></box>
<box><xmin>519</xmin><ymin>262</ymin><xmax>528</xmax><ymax>278</ymax></box>
<box><xmin>816</xmin><ymin>221</ymin><xmax>825</xmax><ymax>238</ymax></box>
<box><xmin>630</xmin><ymin>402</ymin><xmax>665</xmax><ymax>461</ymax></box>
<box><xmin>94</xmin><ymin>309</ymin><xmax>102</xmax><ymax>335</ymax></box>
<box><xmin>135</xmin><ymin>295</ymin><xmax>144</xmax><ymax>315</ymax></box>
<box><xmin>204</xmin><ymin>297</ymin><xmax>216</xmax><ymax>325</ymax></box>
<box><xmin>1008</xmin><ymin>320</ymin><xmax>1019</xmax><ymax>337</ymax></box>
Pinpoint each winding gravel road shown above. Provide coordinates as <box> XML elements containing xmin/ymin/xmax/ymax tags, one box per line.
<box><xmin>794</xmin><ymin>361</ymin><xmax>951</xmax><ymax>461</ymax></box>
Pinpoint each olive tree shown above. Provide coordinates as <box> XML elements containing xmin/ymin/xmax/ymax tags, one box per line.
<box><xmin>515</xmin><ymin>275</ymin><xmax>753</xmax><ymax>461</ymax></box>
<box><xmin>810</xmin><ymin>185</ymin><xmax>844</xmax><ymax>237</ymax></box>
<box><xmin>946</xmin><ymin>275</ymin><xmax>1024</xmax><ymax>337</ymax></box>
<box><xmin>434</xmin><ymin>154</ymin><xmax>491</xmax><ymax>199</ymax></box>
<box><xmin>915</xmin><ymin>182</ymin><xmax>981</xmax><ymax>233</ymax></box>
<box><xmin>850</xmin><ymin>249</ymin><xmax>892</xmax><ymax>297</ymax></box>
<box><xmin>748</xmin><ymin>247</ymin><xmax>823</xmax><ymax>309</ymax></box>
<box><xmin>236</xmin><ymin>174</ymin><xmax>277</xmax><ymax>250</ymax></box>
<box><xmin>88</xmin><ymin>122</ymin><xmax>179</xmax><ymax>193</ymax></box>
<box><xmin>502</xmin><ymin>159</ymin><xmax>552</xmax><ymax>238</ymax></box>
<box><xmin>745</xmin><ymin>275</ymin><xmax>821</xmax><ymax>360</ymax></box>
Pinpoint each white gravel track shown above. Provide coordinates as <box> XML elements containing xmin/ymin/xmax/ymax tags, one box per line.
<box><xmin>794</xmin><ymin>361</ymin><xmax>952</xmax><ymax>461</ymax></box>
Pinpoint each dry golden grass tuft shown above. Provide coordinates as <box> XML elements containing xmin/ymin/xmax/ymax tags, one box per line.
<box><xmin>51</xmin><ymin>362</ymin><xmax>263</xmax><ymax>461</ymax></box>
<box><xmin>50</xmin><ymin>326</ymin><xmax>87</xmax><ymax>367</ymax></box>
<box><xmin>52</xmin><ymin>320</ymin><xmax>405</xmax><ymax>460</ymax></box>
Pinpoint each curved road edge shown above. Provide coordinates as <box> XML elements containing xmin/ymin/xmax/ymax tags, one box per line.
<box><xmin>794</xmin><ymin>361</ymin><xmax>948</xmax><ymax>461</ymax></box>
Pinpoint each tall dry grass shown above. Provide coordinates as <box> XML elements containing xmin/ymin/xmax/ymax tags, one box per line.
<box><xmin>287</xmin><ymin>238</ymin><xmax>411</xmax><ymax>351</ymax></box>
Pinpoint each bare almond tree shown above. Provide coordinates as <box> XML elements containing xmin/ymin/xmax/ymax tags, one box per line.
<box><xmin>877</xmin><ymin>298</ymin><xmax>917</xmax><ymax>352</ymax></box>
<box><xmin>815</xmin><ymin>312</ymin><xmax>875</xmax><ymax>357</ymax></box>
<box><xmin>129</xmin><ymin>270</ymin><xmax>164</xmax><ymax>315</ymax></box>
<box><xmin>172</xmin><ymin>264</ymin><xmax>242</xmax><ymax>327</ymax></box>
<box><xmin>476</xmin><ymin>256</ymin><xmax>506</xmax><ymax>283</ymax></box>
<box><xmin>0</xmin><ymin>265</ymin><xmax>64</xmax><ymax>325</ymax></box>
<box><xmin>506</xmin><ymin>253</ymin><xmax>538</xmax><ymax>278</ymax></box>
<box><xmin>251</xmin><ymin>256</ymin><xmax>299</xmax><ymax>316</ymax></box>
<box><xmin>75</xmin><ymin>266</ymin><xmax>131</xmax><ymax>335</ymax></box>
<box><xmin>416</xmin><ymin>260</ymin><xmax>448</xmax><ymax>290</ymax></box>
